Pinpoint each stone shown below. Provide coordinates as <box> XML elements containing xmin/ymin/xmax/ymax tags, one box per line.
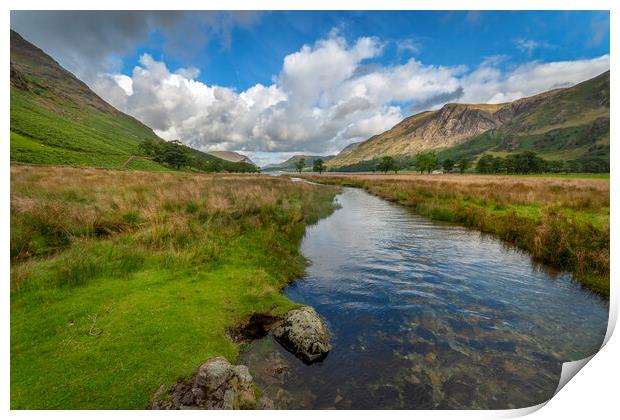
<box><xmin>424</xmin><ymin>352</ymin><xmax>437</xmax><ymax>365</ymax></box>
<box><xmin>195</xmin><ymin>357</ymin><xmax>233</xmax><ymax>392</ymax></box>
<box><xmin>222</xmin><ymin>389</ymin><xmax>236</xmax><ymax>409</ymax></box>
<box><xmin>256</xmin><ymin>395</ymin><xmax>275</xmax><ymax>409</ymax></box>
<box><xmin>150</xmin><ymin>357</ymin><xmax>258</xmax><ymax>410</ymax></box>
<box><xmin>429</xmin><ymin>371</ymin><xmax>441</xmax><ymax>387</ymax></box>
<box><xmin>271</xmin><ymin>306</ymin><xmax>331</xmax><ymax>363</ymax></box>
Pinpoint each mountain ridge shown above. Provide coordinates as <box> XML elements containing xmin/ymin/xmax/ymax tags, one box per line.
<box><xmin>328</xmin><ymin>71</ymin><xmax>609</xmax><ymax>168</ymax></box>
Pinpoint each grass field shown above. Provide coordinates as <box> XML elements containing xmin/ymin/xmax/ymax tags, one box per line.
<box><xmin>303</xmin><ymin>173</ymin><xmax>610</xmax><ymax>297</ymax></box>
<box><xmin>10</xmin><ymin>165</ymin><xmax>337</xmax><ymax>409</ymax></box>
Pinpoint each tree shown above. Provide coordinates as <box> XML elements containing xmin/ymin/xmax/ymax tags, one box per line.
<box><xmin>414</xmin><ymin>152</ymin><xmax>438</xmax><ymax>174</ymax></box>
<box><xmin>138</xmin><ymin>138</ymin><xmax>161</xmax><ymax>157</ymax></box>
<box><xmin>295</xmin><ymin>157</ymin><xmax>305</xmax><ymax>174</ymax></box>
<box><xmin>313</xmin><ymin>158</ymin><xmax>326</xmax><ymax>174</ymax></box>
<box><xmin>140</xmin><ymin>138</ymin><xmax>188</xmax><ymax>169</ymax></box>
<box><xmin>546</xmin><ymin>160</ymin><xmax>566</xmax><ymax>173</ymax></box>
<box><xmin>490</xmin><ymin>156</ymin><xmax>506</xmax><ymax>174</ymax></box>
<box><xmin>162</xmin><ymin>140</ymin><xmax>189</xmax><ymax>169</ymax></box>
<box><xmin>509</xmin><ymin>151</ymin><xmax>545</xmax><ymax>174</ymax></box>
<box><xmin>442</xmin><ymin>159</ymin><xmax>455</xmax><ymax>173</ymax></box>
<box><xmin>476</xmin><ymin>155</ymin><xmax>494</xmax><ymax>174</ymax></box>
<box><xmin>377</xmin><ymin>156</ymin><xmax>397</xmax><ymax>174</ymax></box>
<box><xmin>457</xmin><ymin>157</ymin><xmax>472</xmax><ymax>174</ymax></box>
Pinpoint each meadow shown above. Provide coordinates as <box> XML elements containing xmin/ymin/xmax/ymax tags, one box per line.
<box><xmin>10</xmin><ymin>165</ymin><xmax>337</xmax><ymax>409</ymax></box>
<box><xmin>303</xmin><ymin>173</ymin><xmax>610</xmax><ymax>297</ymax></box>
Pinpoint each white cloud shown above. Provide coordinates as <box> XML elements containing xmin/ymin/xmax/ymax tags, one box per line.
<box><xmin>90</xmin><ymin>31</ymin><xmax>610</xmax><ymax>164</ymax></box>
<box><xmin>396</xmin><ymin>38</ymin><xmax>421</xmax><ymax>55</ymax></box>
<box><xmin>514</xmin><ymin>38</ymin><xmax>555</xmax><ymax>55</ymax></box>
<box><xmin>460</xmin><ymin>54</ymin><xmax>610</xmax><ymax>104</ymax></box>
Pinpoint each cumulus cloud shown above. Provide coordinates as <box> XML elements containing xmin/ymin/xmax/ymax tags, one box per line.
<box><xmin>89</xmin><ymin>31</ymin><xmax>609</xmax><ymax>160</ymax></box>
<box><xmin>10</xmin><ymin>11</ymin><xmax>261</xmax><ymax>82</ymax></box>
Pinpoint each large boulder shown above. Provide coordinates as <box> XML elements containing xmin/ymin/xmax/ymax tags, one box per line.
<box><xmin>271</xmin><ymin>306</ymin><xmax>331</xmax><ymax>363</ymax></box>
<box><xmin>151</xmin><ymin>357</ymin><xmax>263</xmax><ymax>410</ymax></box>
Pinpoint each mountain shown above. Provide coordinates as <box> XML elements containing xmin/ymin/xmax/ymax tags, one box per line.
<box><xmin>262</xmin><ymin>154</ymin><xmax>335</xmax><ymax>171</ymax></box>
<box><xmin>10</xmin><ymin>30</ymin><xmax>166</xmax><ymax>169</ymax></box>
<box><xmin>327</xmin><ymin>71</ymin><xmax>609</xmax><ymax>169</ymax></box>
<box><xmin>207</xmin><ymin>150</ymin><xmax>255</xmax><ymax>165</ymax></box>
<box><xmin>9</xmin><ymin>30</ymin><xmax>234</xmax><ymax>172</ymax></box>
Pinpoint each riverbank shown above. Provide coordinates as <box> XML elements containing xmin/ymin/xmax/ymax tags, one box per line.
<box><xmin>10</xmin><ymin>165</ymin><xmax>338</xmax><ymax>409</ymax></box>
<box><xmin>302</xmin><ymin>173</ymin><xmax>609</xmax><ymax>298</ymax></box>
<box><xmin>239</xmin><ymin>186</ymin><xmax>608</xmax><ymax>409</ymax></box>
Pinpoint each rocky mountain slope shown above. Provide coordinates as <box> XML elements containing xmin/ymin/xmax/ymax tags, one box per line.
<box><xmin>328</xmin><ymin>71</ymin><xmax>609</xmax><ymax>167</ymax></box>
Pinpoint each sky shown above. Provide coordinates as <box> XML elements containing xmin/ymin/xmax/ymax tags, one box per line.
<box><xmin>10</xmin><ymin>10</ymin><xmax>610</xmax><ymax>166</ymax></box>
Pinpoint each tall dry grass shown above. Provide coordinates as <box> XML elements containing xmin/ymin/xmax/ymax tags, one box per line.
<box><xmin>11</xmin><ymin>165</ymin><xmax>336</xmax><ymax>290</ymax></box>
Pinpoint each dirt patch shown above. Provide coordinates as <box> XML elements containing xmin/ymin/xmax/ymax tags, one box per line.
<box><xmin>226</xmin><ymin>313</ymin><xmax>281</xmax><ymax>343</ymax></box>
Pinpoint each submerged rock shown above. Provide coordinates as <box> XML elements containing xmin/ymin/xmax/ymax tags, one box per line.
<box><xmin>271</xmin><ymin>306</ymin><xmax>331</xmax><ymax>363</ymax></box>
<box><xmin>151</xmin><ymin>357</ymin><xmax>268</xmax><ymax>410</ymax></box>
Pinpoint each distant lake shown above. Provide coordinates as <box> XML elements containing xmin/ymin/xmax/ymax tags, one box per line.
<box><xmin>239</xmin><ymin>187</ymin><xmax>608</xmax><ymax>409</ymax></box>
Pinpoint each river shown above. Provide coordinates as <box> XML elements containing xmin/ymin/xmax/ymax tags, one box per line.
<box><xmin>238</xmin><ymin>187</ymin><xmax>608</xmax><ymax>409</ymax></box>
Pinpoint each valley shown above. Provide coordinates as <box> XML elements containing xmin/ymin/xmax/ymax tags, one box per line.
<box><xmin>8</xmin><ymin>11</ymin><xmax>612</xmax><ymax>412</ymax></box>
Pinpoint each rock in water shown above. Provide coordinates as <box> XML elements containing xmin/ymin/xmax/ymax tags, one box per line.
<box><xmin>271</xmin><ymin>306</ymin><xmax>331</xmax><ymax>363</ymax></box>
<box><xmin>151</xmin><ymin>357</ymin><xmax>264</xmax><ymax>410</ymax></box>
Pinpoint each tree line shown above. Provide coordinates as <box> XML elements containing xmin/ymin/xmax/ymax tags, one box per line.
<box><xmin>331</xmin><ymin>151</ymin><xmax>608</xmax><ymax>174</ymax></box>
<box><xmin>139</xmin><ymin>138</ymin><xmax>258</xmax><ymax>173</ymax></box>
<box><xmin>374</xmin><ymin>153</ymin><xmax>472</xmax><ymax>174</ymax></box>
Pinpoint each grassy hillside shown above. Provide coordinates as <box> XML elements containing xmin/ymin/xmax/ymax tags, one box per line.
<box><xmin>10</xmin><ymin>30</ymin><xmax>172</xmax><ymax>169</ymax></box>
<box><xmin>10</xmin><ymin>165</ymin><xmax>337</xmax><ymax>408</ymax></box>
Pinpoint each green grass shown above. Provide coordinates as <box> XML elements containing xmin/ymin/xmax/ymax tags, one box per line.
<box><xmin>10</xmin><ymin>131</ymin><xmax>168</xmax><ymax>170</ymax></box>
<box><xmin>11</xmin><ymin>166</ymin><xmax>338</xmax><ymax>409</ymax></box>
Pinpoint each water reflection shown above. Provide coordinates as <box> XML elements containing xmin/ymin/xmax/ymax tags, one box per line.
<box><xmin>239</xmin><ymin>188</ymin><xmax>608</xmax><ymax>409</ymax></box>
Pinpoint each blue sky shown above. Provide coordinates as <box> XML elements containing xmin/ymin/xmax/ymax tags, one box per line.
<box><xmin>11</xmin><ymin>10</ymin><xmax>611</xmax><ymax>165</ymax></box>
<box><xmin>124</xmin><ymin>11</ymin><xmax>610</xmax><ymax>90</ymax></box>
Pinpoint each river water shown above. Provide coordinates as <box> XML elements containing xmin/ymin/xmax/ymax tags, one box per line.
<box><xmin>238</xmin><ymin>187</ymin><xmax>608</xmax><ymax>409</ymax></box>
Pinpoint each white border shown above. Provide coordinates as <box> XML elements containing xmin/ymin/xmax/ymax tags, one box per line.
<box><xmin>2</xmin><ymin>2</ymin><xmax>617</xmax><ymax>419</ymax></box>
